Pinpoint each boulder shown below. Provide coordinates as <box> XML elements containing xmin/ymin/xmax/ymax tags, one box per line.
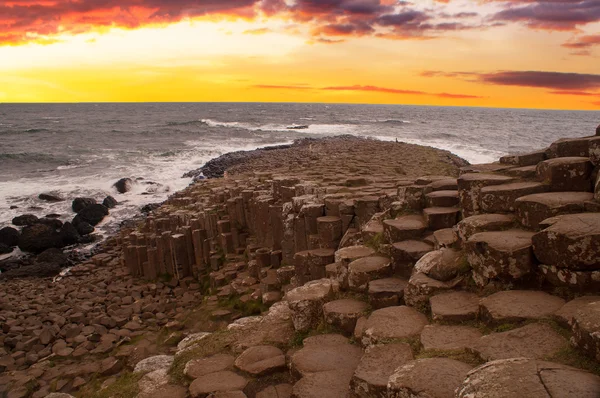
<box><xmin>18</xmin><ymin>224</ymin><xmax>62</xmax><ymax>253</ymax></box>
<box><xmin>456</xmin><ymin>358</ymin><xmax>600</xmax><ymax>398</ymax></box>
<box><xmin>12</xmin><ymin>214</ymin><xmax>39</xmax><ymax>226</ymax></box>
<box><xmin>59</xmin><ymin>222</ymin><xmax>80</xmax><ymax>245</ymax></box>
<box><xmin>36</xmin><ymin>248</ymin><xmax>68</xmax><ymax>267</ymax></box>
<box><xmin>39</xmin><ymin>193</ymin><xmax>64</xmax><ymax>202</ymax></box>
<box><xmin>72</xmin><ymin>197</ymin><xmax>96</xmax><ymax>213</ymax></box>
<box><xmin>113</xmin><ymin>178</ymin><xmax>134</xmax><ymax>194</ymax></box>
<box><xmin>388</xmin><ymin>358</ymin><xmax>473</xmax><ymax>398</ymax></box>
<box><xmin>103</xmin><ymin>196</ymin><xmax>118</xmax><ymax>208</ymax></box>
<box><xmin>0</xmin><ymin>227</ymin><xmax>19</xmax><ymax>247</ymax></box>
<box><xmin>414</xmin><ymin>248</ymin><xmax>464</xmax><ymax>282</ymax></box>
<box><xmin>75</xmin><ymin>221</ymin><xmax>94</xmax><ymax>236</ymax></box>
<box><xmin>76</xmin><ymin>204</ymin><xmax>109</xmax><ymax>226</ymax></box>
<box><xmin>37</xmin><ymin>217</ymin><xmax>63</xmax><ymax>230</ymax></box>
<box><xmin>0</xmin><ymin>243</ymin><xmax>11</xmax><ymax>254</ymax></box>
<box><xmin>350</xmin><ymin>343</ymin><xmax>414</xmax><ymax>397</ymax></box>
<box><xmin>532</xmin><ymin>213</ymin><xmax>600</xmax><ymax>271</ymax></box>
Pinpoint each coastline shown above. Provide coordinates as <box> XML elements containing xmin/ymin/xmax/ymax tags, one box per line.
<box><xmin>2</xmin><ymin>131</ymin><xmax>600</xmax><ymax>398</ymax></box>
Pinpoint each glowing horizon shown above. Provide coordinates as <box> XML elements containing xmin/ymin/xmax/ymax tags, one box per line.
<box><xmin>1</xmin><ymin>1</ymin><xmax>599</xmax><ymax>110</ymax></box>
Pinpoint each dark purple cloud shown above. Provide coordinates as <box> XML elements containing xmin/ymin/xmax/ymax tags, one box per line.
<box><xmin>490</xmin><ymin>0</ymin><xmax>600</xmax><ymax>30</ymax></box>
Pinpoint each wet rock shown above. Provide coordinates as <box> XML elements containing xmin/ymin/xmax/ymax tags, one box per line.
<box><xmin>0</xmin><ymin>243</ymin><xmax>11</xmax><ymax>254</ymax></box>
<box><xmin>59</xmin><ymin>222</ymin><xmax>80</xmax><ymax>245</ymax></box>
<box><xmin>0</xmin><ymin>227</ymin><xmax>19</xmax><ymax>247</ymax></box>
<box><xmin>12</xmin><ymin>214</ymin><xmax>39</xmax><ymax>226</ymax></box>
<box><xmin>456</xmin><ymin>358</ymin><xmax>600</xmax><ymax>398</ymax></box>
<box><xmin>18</xmin><ymin>223</ymin><xmax>62</xmax><ymax>253</ymax></box>
<box><xmin>75</xmin><ymin>221</ymin><xmax>94</xmax><ymax>236</ymax></box>
<box><xmin>102</xmin><ymin>196</ymin><xmax>118</xmax><ymax>209</ymax></box>
<box><xmin>388</xmin><ymin>358</ymin><xmax>473</xmax><ymax>398</ymax></box>
<box><xmin>72</xmin><ymin>197</ymin><xmax>96</xmax><ymax>213</ymax></box>
<box><xmin>39</xmin><ymin>193</ymin><xmax>64</xmax><ymax>202</ymax></box>
<box><xmin>37</xmin><ymin>217</ymin><xmax>63</xmax><ymax>230</ymax></box>
<box><xmin>113</xmin><ymin>178</ymin><xmax>134</xmax><ymax>194</ymax></box>
<box><xmin>75</xmin><ymin>204</ymin><xmax>108</xmax><ymax>226</ymax></box>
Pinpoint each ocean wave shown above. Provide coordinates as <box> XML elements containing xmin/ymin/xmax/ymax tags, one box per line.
<box><xmin>201</xmin><ymin>118</ymin><xmax>358</xmax><ymax>135</ymax></box>
<box><xmin>380</xmin><ymin>119</ymin><xmax>411</xmax><ymax>125</ymax></box>
<box><xmin>166</xmin><ymin>120</ymin><xmax>208</xmax><ymax>127</ymax></box>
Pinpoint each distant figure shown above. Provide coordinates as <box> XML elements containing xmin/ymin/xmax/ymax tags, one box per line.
<box><xmin>395</xmin><ymin>138</ymin><xmax>398</xmax><ymax>143</ymax></box>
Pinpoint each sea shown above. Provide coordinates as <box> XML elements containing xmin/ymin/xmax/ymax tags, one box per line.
<box><xmin>1</xmin><ymin>102</ymin><xmax>598</xmax><ymax>246</ymax></box>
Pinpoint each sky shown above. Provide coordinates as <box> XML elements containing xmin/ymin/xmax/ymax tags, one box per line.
<box><xmin>0</xmin><ymin>0</ymin><xmax>599</xmax><ymax>109</ymax></box>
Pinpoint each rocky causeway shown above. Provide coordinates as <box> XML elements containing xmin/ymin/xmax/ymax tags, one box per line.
<box><xmin>1</xmin><ymin>132</ymin><xmax>600</xmax><ymax>398</ymax></box>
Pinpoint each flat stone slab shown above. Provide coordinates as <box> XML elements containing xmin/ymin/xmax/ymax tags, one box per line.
<box><xmin>134</xmin><ymin>355</ymin><xmax>175</xmax><ymax>374</ymax></box>
<box><xmin>554</xmin><ymin>295</ymin><xmax>600</xmax><ymax>327</ymax></box>
<box><xmin>184</xmin><ymin>354</ymin><xmax>235</xmax><ymax>379</ymax></box>
<box><xmin>189</xmin><ymin>371</ymin><xmax>248</xmax><ymax>398</ymax></box>
<box><xmin>290</xmin><ymin>334</ymin><xmax>362</xmax><ymax>377</ymax></box>
<box><xmin>433</xmin><ymin>228</ymin><xmax>457</xmax><ymax>249</ymax></box>
<box><xmin>291</xmin><ymin>369</ymin><xmax>355</xmax><ymax>398</ymax></box>
<box><xmin>425</xmin><ymin>190</ymin><xmax>459</xmax><ymax>207</ymax></box>
<box><xmin>532</xmin><ymin>213</ymin><xmax>600</xmax><ymax>271</ymax></box>
<box><xmin>368</xmin><ymin>277</ymin><xmax>408</xmax><ymax>309</ymax></box>
<box><xmin>515</xmin><ymin>192</ymin><xmax>593</xmax><ymax>229</ymax></box>
<box><xmin>391</xmin><ymin>240</ymin><xmax>434</xmax><ymax>262</ymax></box>
<box><xmin>334</xmin><ymin>245</ymin><xmax>375</xmax><ymax>264</ymax></box>
<box><xmin>256</xmin><ymin>384</ymin><xmax>292</xmax><ymax>398</ymax></box>
<box><xmin>470</xmin><ymin>323</ymin><xmax>567</xmax><ymax>361</ymax></box>
<box><xmin>572</xmin><ymin>301</ymin><xmax>600</xmax><ymax>362</ymax></box>
<box><xmin>234</xmin><ymin>345</ymin><xmax>285</xmax><ymax>376</ymax></box>
<box><xmin>284</xmin><ymin>278</ymin><xmax>335</xmax><ymax>332</ymax></box>
<box><xmin>388</xmin><ymin>358</ymin><xmax>474</xmax><ymax>398</ymax></box>
<box><xmin>362</xmin><ymin>306</ymin><xmax>428</xmax><ymax>346</ymax></box>
<box><xmin>350</xmin><ymin>343</ymin><xmax>414</xmax><ymax>397</ymax></box>
<box><xmin>456</xmin><ymin>358</ymin><xmax>600</xmax><ymax>398</ymax></box>
<box><xmin>348</xmin><ymin>256</ymin><xmax>392</xmax><ymax>291</ymax></box>
<box><xmin>479</xmin><ymin>290</ymin><xmax>565</xmax><ymax>324</ymax></box>
<box><xmin>430</xmin><ymin>291</ymin><xmax>479</xmax><ymax>322</ymax></box>
<box><xmin>455</xmin><ymin>214</ymin><xmax>515</xmax><ymax>243</ymax></box>
<box><xmin>480</xmin><ymin>181</ymin><xmax>548</xmax><ymax>213</ymax></box>
<box><xmin>323</xmin><ymin>298</ymin><xmax>369</xmax><ymax>335</ymax></box>
<box><xmin>414</xmin><ymin>248</ymin><xmax>463</xmax><ymax>282</ymax></box>
<box><xmin>465</xmin><ymin>229</ymin><xmax>535</xmax><ymax>286</ymax></box>
<box><xmin>421</xmin><ymin>325</ymin><xmax>482</xmax><ymax>351</ymax></box>
<box><xmin>536</xmin><ymin>156</ymin><xmax>593</xmax><ymax>192</ymax></box>
<box><xmin>383</xmin><ymin>215</ymin><xmax>427</xmax><ymax>243</ymax></box>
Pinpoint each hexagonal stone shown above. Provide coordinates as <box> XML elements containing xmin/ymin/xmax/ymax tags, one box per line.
<box><xmin>189</xmin><ymin>371</ymin><xmax>248</xmax><ymax>398</ymax></box>
<box><xmin>404</xmin><ymin>272</ymin><xmax>462</xmax><ymax>308</ymax></box>
<box><xmin>290</xmin><ymin>334</ymin><xmax>362</xmax><ymax>378</ymax></box>
<box><xmin>362</xmin><ymin>306</ymin><xmax>428</xmax><ymax>346</ymax></box>
<box><xmin>430</xmin><ymin>291</ymin><xmax>480</xmax><ymax>322</ymax></box>
<box><xmin>546</xmin><ymin>136</ymin><xmax>596</xmax><ymax>158</ymax></box>
<box><xmin>390</xmin><ymin>240</ymin><xmax>433</xmax><ymax>277</ymax></box>
<box><xmin>388</xmin><ymin>358</ymin><xmax>473</xmax><ymax>398</ymax></box>
<box><xmin>184</xmin><ymin>354</ymin><xmax>235</xmax><ymax>379</ymax></box>
<box><xmin>348</xmin><ymin>256</ymin><xmax>392</xmax><ymax>292</ymax></box>
<box><xmin>423</xmin><ymin>207</ymin><xmax>460</xmax><ymax>231</ymax></box>
<box><xmin>323</xmin><ymin>299</ymin><xmax>369</xmax><ymax>335</ymax></box>
<box><xmin>470</xmin><ymin>323</ymin><xmax>567</xmax><ymax>361</ymax></box>
<box><xmin>554</xmin><ymin>296</ymin><xmax>600</xmax><ymax>327</ymax></box>
<box><xmin>479</xmin><ymin>290</ymin><xmax>565</xmax><ymax>324</ymax></box>
<box><xmin>536</xmin><ymin>157</ymin><xmax>593</xmax><ymax>192</ymax></box>
<box><xmin>234</xmin><ymin>345</ymin><xmax>285</xmax><ymax>376</ymax></box>
<box><xmin>334</xmin><ymin>245</ymin><xmax>375</xmax><ymax>265</ymax></box>
<box><xmin>420</xmin><ymin>325</ymin><xmax>482</xmax><ymax>351</ymax></box>
<box><xmin>350</xmin><ymin>343</ymin><xmax>414</xmax><ymax>397</ymax></box>
<box><xmin>455</xmin><ymin>214</ymin><xmax>515</xmax><ymax>243</ymax></box>
<box><xmin>383</xmin><ymin>215</ymin><xmax>427</xmax><ymax>243</ymax></box>
<box><xmin>532</xmin><ymin>213</ymin><xmax>600</xmax><ymax>271</ymax></box>
<box><xmin>480</xmin><ymin>182</ymin><xmax>548</xmax><ymax>213</ymax></box>
<box><xmin>284</xmin><ymin>279</ymin><xmax>335</xmax><ymax>332</ymax></box>
<box><xmin>456</xmin><ymin>358</ymin><xmax>600</xmax><ymax>398</ymax></box>
<box><xmin>291</xmin><ymin>369</ymin><xmax>355</xmax><ymax>398</ymax></box>
<box><xmin>414</xmin><ymin>248</ymin><xmax>463</xmax><ymax>282</ymax></box>
<box><xmin>465</xmin><ymin>229</ymin><xmax>535</xmax><ymax>286</ymax></box>
<box><xmin>515</xmin><ymin>192</ymin><xmax>593</xmax><ymax>229</ymax></box>
<box><xmin>457</xmin><ymin>173</ymin><xmax>514</xmax><ymax>217</ymax></box>
<box><xmin>432</xmin><ymin>228</ymin><xmax>457</xmax><ymax>249</ymax></box>
<box><xmin>572</xmin><ymin>301</ymin><xmax>600</xmax><ymax>362</ymax></box>
<box><xmin>368</xmin><ymin>277</ymin><xmax>408</xmax><ymax>309</ymax></box>
<box><xmin>425</xmin><ymin>190</ymin><xmax>459</xmax><ymax>207</ymax></box>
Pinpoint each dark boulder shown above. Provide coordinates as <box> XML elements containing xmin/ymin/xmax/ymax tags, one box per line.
<box><xmin>12</xmin><ymin>214</ymin><xmax>39</xmax><ymax>226</ymax></box>
<box><xmin>76</xmin><ymin>204</ymin><xmax>109</xmax><ymax>226</ymax></box>
<box><xmin>37</xmin><ymin>217</ymin><xmax>63</xmax><ymax>230</ymax></box>
<box><xmin>113</xmin><ymin>178</ymin><xmax>134</xmax><ymax>194</ymax></box>
<box><xmin>60</xmin><ymin>222</ymin><xmax>80</xmax><ymax>246</ymax></box>
<box><xmin>0</xmin><ymin>227</ymin><xmax>19</xmax><ymax>247</ymax></box>
<box><xmin>103</xmin><ymin>196</ymin><xmax>118</xmax><ymax>209</ymax></box>
<box><xmin>72</xmin><ymin>197</ymin><xmax>96</xmax><ymax>213</ymax></box>
<box><xmin>36</xmin><ymin>248</ymin><xmax>68</xmax><ymax>267</ymax></box>
<box><xmin>18</xmin><ymin>224</ymin><xmax>62</xmax><ymax>254</ymax></box>
<box><xmin>38</xmin><ymin>193</ymin><xmax>64</xmax><ymax>202</ymax></box>
<box><xmin>141</xmin><ymin>203</ymin><xmax>161</xmax><ymax>213</ymax></box>
<box><xmin>76</xmin><ymin>221</ymin><xmax>94</xmax><ymax>236</ymax></box>
<box><xmin>0</xmin><ymin>244</ymin><xmax>12</xmax><ymax>255</ymax></box>
<box><xmin>9</xmin><ymin>206</ymin><xmax>18</xmax><ymax>210</ymax></box>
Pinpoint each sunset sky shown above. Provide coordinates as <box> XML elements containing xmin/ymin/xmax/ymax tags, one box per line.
<box><xmin>1</xmin><ymin>0</ymin><xmax>599</xmax><ymax>109</ymax></box>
